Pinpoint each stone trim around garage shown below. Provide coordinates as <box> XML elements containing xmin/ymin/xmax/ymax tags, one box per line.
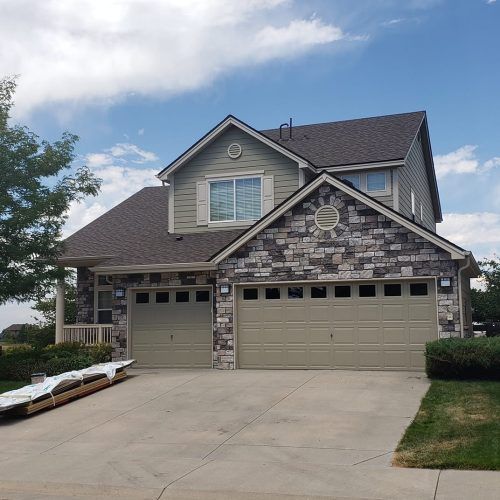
<box><xmin>214</xmin><ymin>183</ymin><xmax>462</xmax><ymax>369</ymax></box>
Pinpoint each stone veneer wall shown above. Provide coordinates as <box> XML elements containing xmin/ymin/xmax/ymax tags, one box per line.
<box><xmin>214</xmin><ymin>183</ymin><xmax>462</xmax><ymax>369</ymax></box>
<box><xmin>110</xmin><ymin>271</ymin><xmax>216</xmax><ymax>361</ymax></box>
<box><xmin>76</xmin><ymin>267</ymin><xmax>95</xmax><ymax>324</ymax></box>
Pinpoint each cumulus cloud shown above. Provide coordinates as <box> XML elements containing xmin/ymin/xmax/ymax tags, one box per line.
<box><xmin>438</xmin><ymin>212</ymin><xmax>500</xmax><ymax>259</ymax></box>
<box><xmin>0</xmin><ymin>0</ymin><xmax>359</xmax><ymax>115</ymax></box>
<box><xmin>434</xmin><ymin>145</ymin><xmax>500</xmax><ymax>178</ymax></box>
<box><xmin>64</xmin><ymin>143</ymin><xmax>161</xmax><ymax>237</ymax></box>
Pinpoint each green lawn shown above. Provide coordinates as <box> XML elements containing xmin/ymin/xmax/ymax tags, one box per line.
<box><xmin>0</xmin><ymin>380</ymin><xmax>27</xmax><ymax>394</ymax></box>
<box><xmin>394</xmin><ymin>380</ymin><xmax>500</xmax><ymax>470</ymax></box>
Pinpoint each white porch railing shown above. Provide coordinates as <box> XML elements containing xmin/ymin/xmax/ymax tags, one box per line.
<box><xmin>62</xmin><ymin>324</ymin><xmax>113</xmax><ymax>345</ymax></box>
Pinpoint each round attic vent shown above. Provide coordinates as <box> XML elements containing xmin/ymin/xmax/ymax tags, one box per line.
<box><xmin>227</xmin><ymin>143</ymin><xmax>242</xmax><ymax>159</ymax></box>
<box><xmin>315</xmin><ymin>205</ymin><xmax>340</xmax><ymax>230</ymax></box>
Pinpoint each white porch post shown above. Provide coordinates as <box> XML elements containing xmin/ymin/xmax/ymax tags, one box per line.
<box><xmin>55</xmin><ymin>279</ymin><xmax>65</xmax><ymax>344</ymax></box>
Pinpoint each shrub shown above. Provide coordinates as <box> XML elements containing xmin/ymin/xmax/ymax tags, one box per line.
<box><xmin>425</xmin><ymin>337</ymin><xmax>500</xmax><ymax>379</ymax></box>
<box><xmin>0</xmin><ymin>342</ymin><xmax>113</xmax><ymax>382</ymax></box>
<box><xmin>88</xmin><ymin>343</ymin><xmax>112</xmax><ymax>363</ymax></box>
<box><xmin>44</xmin><ymin>355</ymin><xmax>94</xmax><ymax>376</ymax></box>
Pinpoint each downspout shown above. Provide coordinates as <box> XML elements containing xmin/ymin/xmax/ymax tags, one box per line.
<box><xmin>457</xmin><ymin>253</ymin><xmax>472</xmax><ymax>338</ymax></box>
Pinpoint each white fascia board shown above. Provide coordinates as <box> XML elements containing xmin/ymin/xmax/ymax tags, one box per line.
<box><xmin>212</xmin><ymin>173</ymin><xmax>466</xmax><ymax>263</ymax></box>
<box><xmin>157</xmin><ymin>116</ymin><xmax>314</xmax><ymax>181</ymax></box>
<box><xmin>90</xmin><ymin>261</ymin><xmax>216</xmax><ymax>274</ymax></box>
<box><xmin>322</xmin><ymin>160</ymin><xmax>403</xmax><ymax>172</ymax></box>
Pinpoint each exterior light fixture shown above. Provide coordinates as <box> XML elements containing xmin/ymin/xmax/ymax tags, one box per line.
<box><xmin>220</xmin><ymin>284</ymin><xmax>231</xmax><ymax>295</ymax></box>
<box><xmin>114</xmin><ymin>288</ymin><xmax>126</xmax><ymax>299</ymax></box>
<box><xmin>439</xmin><ymin>277</ymin><xmax>451</xmax><ymax>288</ymax></box>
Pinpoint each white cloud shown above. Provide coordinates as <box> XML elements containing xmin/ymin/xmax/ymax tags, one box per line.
<box><xmin>138</xmin><ymin>128</ymin><xmax>145</xmax><ymax>136</ymax></box>
<box><xmin>434</xmin><ymin>145</ymin><xmax>500</xmax><ymax>179</ymax></box>
<box><xmin>438</xmin><ymin>212</ymin><xmax>500</xmax><ymax>259</ymax></box>
<box><xmin>64</xmin><ymin>143</ymin><xmax>161</xmax><ymax>237</ymax></box>
<box><xmin>0</xmin><ymin>0</ymin><xmax>360</xmax><ymax>115</ymax></box>
<box><xmin>487</xmin><ymin>0</ymin><xmax>496</xmax><ymax>4</ymax></box>
<box><xmin>382</xmin><ymin>18</ymin><xmax>405</xmax><ymax>26</ymax></box>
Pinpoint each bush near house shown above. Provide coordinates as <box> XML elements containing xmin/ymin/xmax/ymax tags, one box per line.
<box><xmin>425</xmin><ymin>338</ymin><xmax>500</xmax><ymax>380</ymax></box>
<box><xmin>0</xmin><ymin>342</ymin><xmax>112</xmax><ymax>382</ymax></box>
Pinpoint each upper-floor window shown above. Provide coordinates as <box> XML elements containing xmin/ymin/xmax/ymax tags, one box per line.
<box><xmin>340</xmin><ymin>170</ymin><xmax>389</xmax><ymax>195</ymax></box>
<box><xmin>340</xmin><ymin>174</ymin><xmax>360</xmax><ymax>190</ymax></box>
<box><xmin>366</xmin><ymin>172</ymin><xmax>387</xmax><ymax>192</ymax></box>
<box><xmin>209</xmin><ymin>177</ymin><xmax>262</xmax><ymax>222</ymax></box>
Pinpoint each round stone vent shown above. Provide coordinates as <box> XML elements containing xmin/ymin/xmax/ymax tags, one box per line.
<box><xmin>314</xmin><ymin>205</ymin><xmax>340</xmax><ymax>230</ymax></box>
<box><xmin>227</xmin><ymin>143</ymin><xmax>242</xmax><ymax>159</ymax></box>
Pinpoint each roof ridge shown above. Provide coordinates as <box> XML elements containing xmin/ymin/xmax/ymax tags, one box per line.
<box><xmin>260</xmin><ymin>111</ymin><xmax>426</xmax><ymax>132</ymax></box>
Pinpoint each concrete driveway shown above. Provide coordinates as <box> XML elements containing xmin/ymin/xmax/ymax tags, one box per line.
<box><xmin>0</xmin><ymin>369</ymin><xmax>499</xmax><ymax>499</ymax></box>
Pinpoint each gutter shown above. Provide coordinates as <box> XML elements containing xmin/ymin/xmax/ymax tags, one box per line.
<box><xmin>89</xmin><ymin>261</ymin><xmax>216</xmax><ymax>274</ymax></box>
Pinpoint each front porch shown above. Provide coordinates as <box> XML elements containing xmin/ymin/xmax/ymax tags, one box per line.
<box><xmin>62</xmin><ymin>324</ymin><xmax>113</xmax><ymax>345</ymax></box>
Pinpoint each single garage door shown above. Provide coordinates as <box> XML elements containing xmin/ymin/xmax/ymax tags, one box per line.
<box><xmin>237</xmin><ymin>280</ymin><xmax>437</xmax><ymax>370</ymax></box>
<box><xmin>131</xmin><ymin>288</ymin><xmax>212</xmax><ymax>368</ymax></box>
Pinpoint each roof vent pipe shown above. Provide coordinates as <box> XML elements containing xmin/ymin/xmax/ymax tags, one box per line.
<box><xmin>279</xmin><ymin>118</ymin><xmax>293</xmax><ymax>140</ymax></box>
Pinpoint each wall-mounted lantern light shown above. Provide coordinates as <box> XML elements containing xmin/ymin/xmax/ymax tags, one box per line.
<box><xmin>439</xmin><ymin>277</ymin><xmax>452</xmax><ymax>288</ymax></box>
<box><xmin>220</xmin><ymin>284</ymin><xmax>231</xmax><ymax>295</ymax></box>
<box><xmin>114</xmin><ymin>288</ymin><xmax>126</xmax><ymax>299</ymax></box>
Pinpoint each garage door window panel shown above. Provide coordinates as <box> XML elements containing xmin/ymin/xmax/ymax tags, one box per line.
<box><xmin>288</xmin><ymin>287</ymin><xmax>303</xmax><ymax>299</ymax></box>
<box><xmin>384</xmin><ymin>284</ymin><xmax>402</xmax><ymax>296</ymax></box>
<box><xmin>359</xmin><ymin>284</ymin><xmax>376</xmax><ymax>297</ymax></box>
<box><xmin>410</xmin><ymin>283</ymin><xmax>428</xmax><ymax>296</ymax></box>
<box><xmin>176</xmin><ymin>291</ymin><xmax>190</xmax><ymax>303</ymax></box>
<box><xmin>243</xmin><ymin>288</ymin><xmax>258</xmax><ymax>300</ymax></box>
<box><xmin>135</xmin><ymin>292</ymin><xmax>149</xmax><ymax>304</ymax></box>
<box><xmin>156</xmin><ymin>292</ymin><xmax>169</xmax><ymax>303</ymax></box>
<box><xmin>311</xmin><ymin>286</ymin><xmax>327</xmax><ymax>298</ymax></box>
<box><xmin>196</xmin><ymin>290</ymin><xmax>210</xmax><ymax>302</ymax></box>
<box><xmin>265</xmin><ymin>288</ymin><xmax>280</xmax><ymax>300</ymax></box>
<box><xmin>334</xmin><ymin>285</ymin><xmax>351</xmax><ymax>298</ymax></box>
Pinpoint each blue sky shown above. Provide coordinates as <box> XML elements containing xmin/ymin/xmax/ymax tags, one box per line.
<box><xmin>0</xmin><ymin>0</ymin><xmax>499</xmax><ymax>328</ymax></box>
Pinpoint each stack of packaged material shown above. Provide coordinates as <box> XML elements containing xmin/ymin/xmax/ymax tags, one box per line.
<box><xmin>0</xmin><ymin>360</ymin><xmax>134</xmax><ymax>416</ymax></box>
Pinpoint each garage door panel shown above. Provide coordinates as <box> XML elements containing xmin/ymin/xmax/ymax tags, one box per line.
<box><xmin>384</xmin><ymin>350</ymin><xmax>409</xmax><ymax>369</ymax></box>
<box><xmin>237</xmin><ymin>280</ymin><xmax>437</xmax><ymax>370</ymax></box>
<box><xmin>383</xmin><ymin>327</ymin><xmax>408</xmax><ymax>345</ymax></box>
<box><xmin>358</xmin><ymin>305</ymin><xmax>380</xmax><ymax>321</ymax></box>
<box><xmin>131</xmin><ymin>288</ymin><xmax>212</xmax><ymax>368</ymax></box>
<box><xmin>409</xmin><ymin>327</ymin><xmax>434</xmax><ymax>345</ymax></box>
<box><xmin>358</xmin><ymin>327</ymin><xmax>381</xmax><ymax>345</ymax></box>
<box><xmin>382</xmin><ymin>304</ymin><xmax>406</xmax><ymax>321</ymax></box>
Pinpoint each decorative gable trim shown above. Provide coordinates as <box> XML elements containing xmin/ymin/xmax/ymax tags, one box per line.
<box><xmin>156</xmin><ymin>115</ymin><xmax>315</xmax><ymax>181</ymax></box>
<box><xmin>211</xmin><ymin>172</ymin><xmax>469</xmax><ymax>263</ymax></box>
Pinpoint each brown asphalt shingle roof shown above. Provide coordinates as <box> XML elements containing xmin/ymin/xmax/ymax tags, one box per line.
<box><xmin>260</xmin><ymin>111</ymin><xmax>425</xmax><ymax>168</ymax></box>
<box><xmin>61</xmin><ymin>186</ymin><xmax>245</xmax><ymax>267</ymax></box>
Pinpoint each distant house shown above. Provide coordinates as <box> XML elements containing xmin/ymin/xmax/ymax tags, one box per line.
<box><xmin>1</xmin><ymin>323</ymin><xmax>27</xmax><ymax>340</ymax></box>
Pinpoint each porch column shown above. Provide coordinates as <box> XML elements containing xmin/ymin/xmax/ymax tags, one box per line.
<box><xmin>55</xmin><ymin>279</ymin><xmax>65</xmax><ymax>344</ymax></box>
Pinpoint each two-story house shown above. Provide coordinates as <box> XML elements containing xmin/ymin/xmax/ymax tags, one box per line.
<box><xmin>58</xmin><ymin>111</ymin><xmax>479</xmax><ymax>371</ymax></box>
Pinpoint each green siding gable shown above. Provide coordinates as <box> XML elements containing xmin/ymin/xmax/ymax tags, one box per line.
<box><xmin>173</xmin><ymin>125</ymin><xmax>299</xmax><ymax>233</ymax></box>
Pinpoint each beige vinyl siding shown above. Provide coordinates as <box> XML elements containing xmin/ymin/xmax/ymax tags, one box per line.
<box><xmin>332</xmin><ymin>169</ymin><xmax>394</xmax><ymax>209</ymax></box>
<box><xmin>398</xmin><ymin>135</ymin><xmax>436</xmax><ymax>231</ymax></box>
<box><xmin>173</xmin><ymin>126</ymin><xmax>299</xmax><ymax>233</ymax></box>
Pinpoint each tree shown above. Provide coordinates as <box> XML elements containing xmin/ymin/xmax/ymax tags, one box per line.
<box><xmin>0</xmin><ymin>76</ymin><xmax>101</xmax><ymax>303</ymax></box>
<box><xmin>471</xmin><ymin>257</ymin><xmax>500</xmax><ymax>322</ymax></box>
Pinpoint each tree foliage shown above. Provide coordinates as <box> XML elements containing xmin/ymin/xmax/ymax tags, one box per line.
<box><xmin>471</xmin><ymin>257</ymin><xmax>500</xmax><ymax>322</ymax></box>
<box><xmin>0</xmin><ymin>76</ymin><xmax>101</xmax><ymax>303</ymax></box>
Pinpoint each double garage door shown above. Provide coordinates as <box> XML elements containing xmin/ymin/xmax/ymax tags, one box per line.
<box><xmin>130</xmin><ymin>288</ymin><xmax>212</xmax><ymax>368</ymax></box>
<box><xmin>237</xmin><ymin>280</ymin><xmax>437</xmax><ymax>371</ymax></box>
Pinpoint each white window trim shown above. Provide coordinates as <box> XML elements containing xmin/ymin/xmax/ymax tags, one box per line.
<box><xmin>420</xmin><ymin>202</ymin><xmax>424</xmax><ymax>221</ymax></box>
<box><xmin>411</xmin><ymin>189</ymin><xmax>416</xmax><ymax>216</ymax></box>
<box><xmin>94</xmin><ymin>277</ymin><xmax>113</xmax><ymax>324</ymax></box>
<box><xmin>208</xmin><ymin>175</ymin><xmax>263</xmax><ymax>224</ymax></box>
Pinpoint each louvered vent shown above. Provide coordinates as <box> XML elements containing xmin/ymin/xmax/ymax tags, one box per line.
<box><xmin>227</xmin><ymin>143</ymin><xmax>242</xmax><ymax>159</ymax></box>
<box><xmin>315</xmin><ymin>205</ymin><xmax>340</xmax><ymax>230</ymax></box>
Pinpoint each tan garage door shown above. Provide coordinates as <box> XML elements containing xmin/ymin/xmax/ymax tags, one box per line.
<box><xmin>131</xmin><ymin>288</ymin><xmax>212</xmax><ymax>368</ymax></box>
<box><xmin>237</xmin><ymin>280</ymin><xmax>437</xmax><ymax>370</ymax></box>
